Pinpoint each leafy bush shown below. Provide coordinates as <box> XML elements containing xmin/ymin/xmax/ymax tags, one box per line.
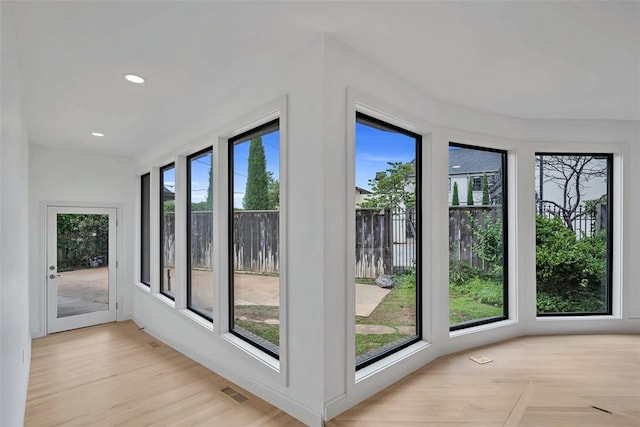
<box><xmin>57</xmin><ymin>214</ymin><xmax>109</xmax><ymax>272</ymax></box>
<box><xmin>450</xmin><ymin>277</ymin><xmax>503</xmax><ymax>306</ymax></box>
<box><xmin>468</xmin><ymin>210</ymin><xmax>504</xmax><ymax>280</ymax></box>
<box><xmin>449</xmin><ymin>260</ymin><xmax>481</xmax><ymax>286</ymax></box>
<box><xmin>535</xmin><ymin>215</ymin><xmax>606</xmax><ymax>313</ymax></box>
<box><xmin>537</xmin><ymin>290</ymin><xmax>605</xmax><ymax>313</ymax></box>
<box><xmin>536</xmin><ymin>215</ymin><xmax>605</xmax><ymax>294</ymax></box>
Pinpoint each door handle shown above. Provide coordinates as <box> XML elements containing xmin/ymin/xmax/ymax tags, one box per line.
<box><xmin>49</xmin><ymin>274</ymin><xmax>56</xmax><ymax>279</ymax></box>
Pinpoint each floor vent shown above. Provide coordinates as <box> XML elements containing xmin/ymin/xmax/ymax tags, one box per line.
<box><xmin>220</xmin><ymin>386</ymin><xmax>248</xmax><ymax>404</ymax></box>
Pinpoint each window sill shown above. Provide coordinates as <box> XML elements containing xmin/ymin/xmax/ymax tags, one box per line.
<box><xmin>134</xmin><ymin>282</ymin><xmax>151</xmax><ymax>293</ymax></box>
<box><xmin>154</xmin><ymin>292</ymin><xmax>176</xmax><ymax>309</ymax></box>
<box><xmin>536</xmin><ymin>314</ymin><xmax>621</xmax><ymax>321</ymax></box>
<box><xmin>449</xmin><ymin>318</ymin><xmax>517</xmax><ymax>338</ymax></box>
<box><xmin>355</xmin><ymin>340</ymin><xmax>430</xmax><ymax>384</ymax></box>
<box><xmin>180</xmin><ymin>309</ymin><xmax>214</xmax><ymax>332</ymax></box>
<box><xmin>221</xmin><ymin>332</ymin><xmax>280</xmax><ymax>373</ymax></box>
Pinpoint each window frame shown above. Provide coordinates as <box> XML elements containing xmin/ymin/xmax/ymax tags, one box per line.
<box><xmin>186</xmin><ymin>147</ymin><xmax>214</xmax><ymax>321</ymax></box>
<box><xmin>228</xmin><ymin>118</ymin><xmax>281</xmax><ymax>359</ymax></box>
<box><xmin>140</xmin><ymin>172</ymin><xmax>151</xmax><ymax>286</ymax></box>
<box><xmin>535</xmin><ymin>152</ymin><xmax>613</xmax><ymax>317</ymax></box>
<box><xmin>160</xmin><ymin>162</ymin><xmax>176</xmax><ymax>301</ymax></box>
<box><xmin>354</xmin><ymin>111</ymin><xmax>423</xmax><ymax>370</ymax></box>
<box><xmin>449</xmin><ymin>142</ymin><xmax>509</xmax><ymax>331</ymax></box>
<box><xmin>472</xmin><ymin>176</ymin><xmax>482</xmax><ymax>192</ymax></box>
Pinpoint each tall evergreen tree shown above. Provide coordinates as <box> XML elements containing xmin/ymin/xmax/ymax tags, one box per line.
<box><xmin>452</xmin><ymin>182</ymin><xmax>460</xmax><ymax>206</ymax></box>
<box><xmin>205</xmin><ymin>154</ymin><xmax>213</xmax><ymax>211</ymax></box>
<box><xmin>267</xmin><ymin>171</ymin><xmax>279</xmax><ymax>210</ymax></box>
<box><xmin>467</xmin><ymin>177</ymin><xmax>474</xmax><ymax>206</ymax></box>
<box><xmin>482</xmin><ymin>172</ymin><xmax>490</xmax><ymax>205</ymax></box>
<box><xmin>243</xmin><ymin>137</ymin><xmax>270</xmax><ymax>210</ymax></box>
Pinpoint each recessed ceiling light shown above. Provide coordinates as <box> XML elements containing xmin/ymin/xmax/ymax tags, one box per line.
<box><xmin>125</xmin><ymin>74</ymin><xmax>145</xmax><ymax>84</ymax></box>
<box><xmin>91</xmin><ymin>132</ymin><xmax>104</xmax><ymax>137</ymax></box>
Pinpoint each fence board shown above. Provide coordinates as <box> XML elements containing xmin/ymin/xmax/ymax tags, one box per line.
<box><xmin>355</xmin><ymin>209</ymin><xmax>393</xmax><ymax>278</ymax></box>
<box><xmin>233</xmin><ymin>210</ymin><xmax>279</xmax><ymax>273</ymax></box>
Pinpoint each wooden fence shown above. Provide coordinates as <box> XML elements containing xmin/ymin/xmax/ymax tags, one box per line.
<box><xmin>232</xmin><ymin>210</ymin><xmax>279</xmax><ymax>273</ymax></box>
<box><xmin>355</xmin><ymin>209</ymin><xmax>393</xmax><ymax>279</ymax></box>
<box><xmin>449</xmin><ymin>206</ymin><xmax>500</xmax><ymax>270</ymax></box>
<box><xmin>163</xmin><ymin>207</ymin><xmax>500</xmax><ymax>279</ymax></box>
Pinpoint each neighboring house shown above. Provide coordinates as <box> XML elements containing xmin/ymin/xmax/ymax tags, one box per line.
<box><xmin>355</xmin><ymin>186</ymin><xmax>373</xmax><ymax>206</ymax></box>
<box><xmin>448</xmin><ymin>148</ymin><xmax>502</xmax><ymax>206</ymax></box>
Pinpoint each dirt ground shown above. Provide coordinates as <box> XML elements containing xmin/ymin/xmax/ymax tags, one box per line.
<box><xmin>57</xmin><ymin>267</ymin><xmax>388</xmax><ymax>318</ymax></box>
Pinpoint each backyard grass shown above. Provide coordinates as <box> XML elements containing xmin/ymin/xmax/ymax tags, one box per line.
<box><xmin>449</xmin><ymin>277</ymin><xmax>504</xmax><ymax>325</ymax></box>
<box><xmin>356</xmin><ymin>333</ymin><xmax>407</xmax><ymax>357</ymax></box>
<box><xmin>355</xmin><ymin>275</ymin><xmax>504</xmax><ymax>358</ymax></box>
<box><xmin>231</xmin><ymin>277</ymin><xmax>504</xmax><ymax>357</ymax></box>
<box><xmin>234</xmin><ymin>305</ymin><xmax>279</xmax><ymax>347</ymax></box>
<box><xmin>449</xmin><ymin>292</ymin><xmax>502</xmax><ymax>324</ymax></box>
<box><xmin>356</xmin><ymin>283</ymin><xmax>416</xmax><ymax>328</ymax></box>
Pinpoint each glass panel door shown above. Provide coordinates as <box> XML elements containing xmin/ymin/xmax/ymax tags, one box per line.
<box><xmin>47</xmin><ymin>206</ymin><xmax>117</xmax><ymax>333</ymax></box>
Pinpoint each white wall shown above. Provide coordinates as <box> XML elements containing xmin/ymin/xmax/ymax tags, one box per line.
<box><xmin>40</xmin><ymin>34</ymin><xmax>635</xmax><ymax>426</ymax></box>
<box><xmin>29</xmin><ymin>145</ymin><xmax>134</xmax><ymax>337</ymax></box>
<box><xmin>0</xmin><ymin>5</ymin><xmax>31</xmax><ymax>426</ymax></box>
<box><xmin>130</xmin><ymin>40</ymin><xmax>327</xmax><ymax>426</ymax></box>
<box><xmin>320</xmin><ymin>36</ymin><xmax>639</xmax><ymax>418</ymax></box>
<box><xmin>125</xmin><ymin>35</ymin><xmax>639</xmax><ymax>425</ymax></box>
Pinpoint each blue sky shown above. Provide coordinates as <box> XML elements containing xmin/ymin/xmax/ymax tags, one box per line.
<box><xmin>355</xmin><ymin>122</ymin><xmax>416</xmax><ymax>191</ymax></box>
<box><xmin>233</xmin><ymin>130</ymin><xmax>279</xmax><ymax>208</ymax></box>
<box><xmin>173</xmin><ymin>123</ymin><xmax>415</xmax><ymax>206</ymax></box>
<box><xmin>189</xmin><ymin>152</ymin><xmax>212</xmax><ymax>204</ymax></box>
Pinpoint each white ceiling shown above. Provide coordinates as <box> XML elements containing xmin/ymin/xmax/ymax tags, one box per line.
<box><xmin>7</xmin><ymin>1</ymin><xmax>640</xmax><ymax>156</ymax></box>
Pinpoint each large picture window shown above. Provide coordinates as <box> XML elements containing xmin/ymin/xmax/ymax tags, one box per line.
<box><xmin>229</xmin><ymin>119</ymin><xmax>280</xmax><ymax>358</ymax></box>
<box><xmin>535</xmin><ymin>153</ymin><xmax>612</xmax><ymax>315</ymax></box>
<box><xmin>160</xmin><ymin>163</ymin><xmax>176</xmax><ymax>300</ymax></box>
<box><xmin>354</xmin><ymin>112</ymin><xmax>421</xmax><ymax>369</ymax></box>
<box><xmin>140</xmin><ymin>173</ymin><xmax>151</xmax><ymax>286</ymax></box>
<box><xmin>187</xmin><ymin>148</ymin><xmax>214</xmax><ymax>320</ymax></box>
<box><xmin>449</xmin><ymin>143</ymin><xmax>508</xmax><ymax>330</ymax></box>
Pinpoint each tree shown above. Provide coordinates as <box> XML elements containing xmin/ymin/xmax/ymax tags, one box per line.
<box><xmin>537</xmin><ymin>155</ymin><xmax>607</xmax><ymax>232</ymax></box>
<box><xmin>452</xmin><ymin>182</ymin><xmax>460</xmax><ymax>206</ymax></box>
<box><xmin>466</xmin><ymin>177</ymin><xmax>474</xmax><ymax>206</ymax></box>
<box><xmin>482</xmin><ymin>173</ymin><xmax>490</xmax><ymax>205</ymax></box>
<box><xmin>205</xmin><ymin>160</ymin><xmax>213</xmax><ymax>211</ymax></box>
<box><xmin>359</xmin><ymin>161</ymin><xmax>416</xmax><ymax>236</ymax></box>
<box><xmin>359</xmin><ymin>161</ymin><xmax>415</xmax><ymax>211</ymax></box>
<box><xmin>243</xmin><ymin>137</ymin><xmax>270</xmax><ymax>210</ymax></box>
<box><xmin>267</xmin><ymin>171</ymin><xmax>279</xmax><ymax>210</ymax></box>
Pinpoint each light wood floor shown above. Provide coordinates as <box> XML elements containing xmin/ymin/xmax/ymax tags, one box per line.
<box><xmin>25</xmin><ymin>321</ymin><xmax>303</xmax><ymax>426</ymax></box>
<box><xmin>329</xmin><ymin>333</ymin><xmax>640</xmax><ymax>426</ymax></box>
<box><xmin>26</xmin><ymin>322</ymin><xmax>639</xmax><ymax>426</ymax></box>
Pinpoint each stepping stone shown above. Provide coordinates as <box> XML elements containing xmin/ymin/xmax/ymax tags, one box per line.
<box><xmin>264</xmin><ymin>319</ymin><xmax>280</xmax><ymax>325</ymax></box>
<box><xmin>355</xmin><ymin>324</ymin><xmax>396</xmax><ymax>335</ymax></box>
<box><xmin>396</xmin><ymin>326</ymin><xmax>416</xmax><ymax>335</ymax></box>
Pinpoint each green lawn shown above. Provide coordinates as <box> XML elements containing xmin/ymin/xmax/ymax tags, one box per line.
<box><xmin>231</xmin><ymin>277</ymin><xmax>503</xmax><ymax>358</ymax></box>
<box><xmin>355</xmin><ymin>276</ymin><xmax>504</xmax><ymax>358</ymax></box>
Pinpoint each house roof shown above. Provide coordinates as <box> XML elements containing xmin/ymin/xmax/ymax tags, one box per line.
<box><xmin>355</xmin><ymin>186</ymin><xmax>372</xmax><ymax>195</ymax></box>
<box><xmin>449</xmin><ymin>148</ymin><xmax>502</xmax><ymax>175</ymax></box>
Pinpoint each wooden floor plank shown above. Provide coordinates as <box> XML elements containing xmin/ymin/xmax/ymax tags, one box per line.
<box><xmin>25</xmin><ymin>321</ymin><xmax>303</xmax><ymax>427</ymax></box>
<box><xmin>26</xmin><ymin>323</ymin><xmax>640</xmax><ymax>426</ymax></box>
<box><xmin>331</xmin><ymin>334</ymin><xmax>640</xmax><ymax>426</ymax></box>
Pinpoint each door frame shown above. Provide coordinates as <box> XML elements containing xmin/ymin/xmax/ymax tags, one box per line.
<box><xmin>39</xmin><ymin>202</ymin><xmax>122</xmax><ymax>335</ymax></box>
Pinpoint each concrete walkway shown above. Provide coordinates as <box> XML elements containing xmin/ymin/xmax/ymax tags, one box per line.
<box><xmin>57</xmin><ymin>269</ymin><xmax>396</xmax><ymax>328</ymax></box>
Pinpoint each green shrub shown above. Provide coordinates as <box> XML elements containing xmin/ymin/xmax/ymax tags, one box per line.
<box><xmin>449</xmin><ymin>260</ymin><xmax>482</xmax><ymax>286</ymax></box>
<box><xmin>537</xmin><ymin>290</ymin><xmax>605</xmax><ymax>313</ymax></box>
<box><xmin>536</xmin><ymin>215</ymin><xmax>606</xmax><ymax>295</ymax></box>
<box><xmin>468</xmin><ymin>210</ymin><xmax>504</xmax><ymax>280</ymax></box>
<box><xmin>451</xmin><ymin>277</ymin><xmax>503</xmax><ymax>306</ymax></box>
